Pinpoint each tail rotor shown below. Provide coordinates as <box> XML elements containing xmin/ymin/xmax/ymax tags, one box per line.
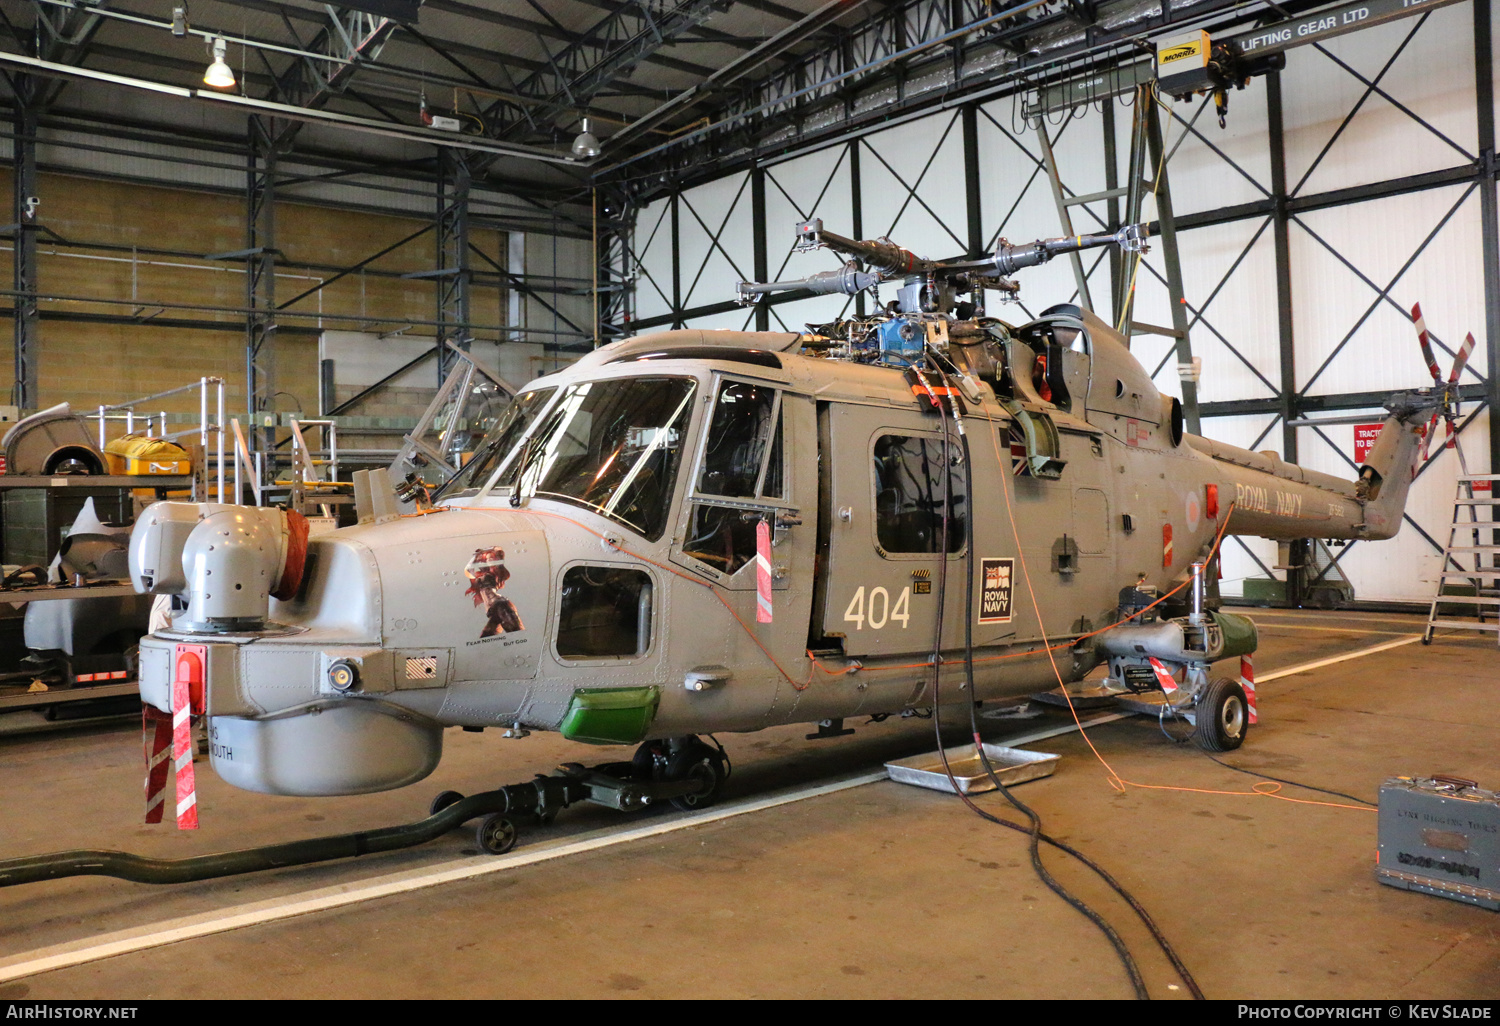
<box><xmin>1410</xmin><ymin>302</ymin><xmax>1475</xmax><ymax>475</ymax></box>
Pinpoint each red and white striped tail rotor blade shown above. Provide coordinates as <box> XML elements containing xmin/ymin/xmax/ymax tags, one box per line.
<box><xmin>1419</xmin><ymin>412</ymin><xmax>1439</xmax><ymax>463</ymax></box>
<box><xmin>1412</xmin><ymin>303</ymin><xmax>1442</xmax><ymax>383</ymax></box>
<box><xmin>1448</xmin><ymin>332</ymin><xmax>1477</xmax><ymax>385</ymax></box>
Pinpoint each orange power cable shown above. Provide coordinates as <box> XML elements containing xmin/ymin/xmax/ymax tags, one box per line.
<box><xmin>982</xmin><ymin>416</ymin><xmax>1373</xmax><ymax>815</ymax></box>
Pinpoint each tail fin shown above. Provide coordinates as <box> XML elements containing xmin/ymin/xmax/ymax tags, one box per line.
<box><xmin>1355</xmin><ymin>403</ymin><xmax>1425</xmax><ymax>540</ymax></box>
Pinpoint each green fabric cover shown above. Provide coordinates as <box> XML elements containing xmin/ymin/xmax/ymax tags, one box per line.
<box><xmin>1212</xmin><ymin>610</ymin><xmax>1258</xmax><ymax>659</ymax></box>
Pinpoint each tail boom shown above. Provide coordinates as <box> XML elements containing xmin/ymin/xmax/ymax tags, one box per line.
<box><xmin>1187</xmin><ymin>411</ymin><xmax>1422</xmax><ymax>542</ymax></box>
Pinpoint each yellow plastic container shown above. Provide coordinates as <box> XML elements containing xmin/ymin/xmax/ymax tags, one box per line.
<box><xmin>103</xmin><ymin>434</ymin><xmax>192</xmax><ymax>475</ymax></box>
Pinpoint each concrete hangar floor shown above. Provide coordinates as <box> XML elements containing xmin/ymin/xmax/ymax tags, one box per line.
<box><xmin>0</xmin><ymin>608</ymin><xmax>1495</xmax><ymax>1001</ymax></box>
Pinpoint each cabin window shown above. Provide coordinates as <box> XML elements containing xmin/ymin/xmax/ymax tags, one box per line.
<box><xmin>556</xmin><ymin>566</ymin><xmax>653</xmax><ymax>658</ymax></box>
<box><xmin>873</xmin><ymin>434</ymin><xmax>966</xmax><ymax>554</ymax></box>
<box><xmin>434</xmin><ymin>387</ymin><xmax>555</xmax><ymax>499</ymax></box>
<box><xmin>697</xmin><ymin>379</ymin><xmax>781</xmax><ymax>498</ymax></box>
<box><xmin>500</xmin><ymin>377</ymin><xmax>696</xmax><ymax>541</ymax></box>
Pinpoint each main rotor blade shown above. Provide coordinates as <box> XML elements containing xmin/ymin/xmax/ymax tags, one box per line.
<box><xmin>1448</xmin><ymin>332</ymin><xmax>1477</xmax><ymax>385</ymax></box>
<box><xmin>1412</xmin><ymin>302</ymin><xmax>1442</xmax><ymax>384</ymax></box>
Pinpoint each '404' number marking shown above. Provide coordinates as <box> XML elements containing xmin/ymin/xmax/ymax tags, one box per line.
<box><xmin>843</xmin><ymin>586</ymin><xmax>910</xmax><ymax>630</ymax></box>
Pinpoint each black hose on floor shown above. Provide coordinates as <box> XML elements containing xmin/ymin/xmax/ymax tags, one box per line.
<box><xmin>1205</xmin><ymin>752</ymin><xmax>1376</xmax><ymax>807</ymax></box>
<box><xmin>0</xmin><ymin>785</ymin><xmax>562</xmax><ymax>888</ymax></box>
<box><xmin>923</xmin><ymin>363</ymin><xmax>1150</xmax><ymax>1001</ymax></box>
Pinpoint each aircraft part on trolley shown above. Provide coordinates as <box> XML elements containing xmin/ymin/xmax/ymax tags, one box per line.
<box><xmin>121</xmin><ymin>218</ymin><xmax>1429</xmax><ymax>816</ymax></box>
<box><xmin>2</xmin><ymin>403</ymin><xmax>106</xmax><ymax>476</ymax></box>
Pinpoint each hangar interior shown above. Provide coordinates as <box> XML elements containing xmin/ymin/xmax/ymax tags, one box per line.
<box><xmin>0</xmin><ymin>0</ymin><xmax>1497</xmax><ymax>1002</ymax></box>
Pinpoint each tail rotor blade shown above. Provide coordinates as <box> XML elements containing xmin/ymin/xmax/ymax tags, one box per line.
<box><xmin>1420</xmin><ymin>411</ymin><xmax>1438</xmax><ymax>463</ymax></box>
<box><xmin>1444</xmin><ymin>414</ymin><xmax>1458</xmax><ymax>450</ymax></box>
<box><xmin>1448</xmin><ymin>332</ymin><xmax>1477</xmax><ymax>385</ymax></box>
<box><xmin>1413</xmin><ymin>303</ymin><xmax>1442</xmax><ymax>383</ymax></box>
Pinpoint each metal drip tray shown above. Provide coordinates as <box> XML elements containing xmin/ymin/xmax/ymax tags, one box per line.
<box><xmin>885</xmin><ymin>743</ymin><xmax>1060</xmax><ymax>795</ymax></box>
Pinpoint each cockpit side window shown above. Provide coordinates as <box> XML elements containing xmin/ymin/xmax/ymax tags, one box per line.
<box><xmin>680</xmin><ymin>379</ymin><xmax>787</xmax><ymax>577</ymax></box>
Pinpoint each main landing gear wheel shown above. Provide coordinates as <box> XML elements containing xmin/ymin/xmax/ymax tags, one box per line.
<box><xmin>666</xmin><ymin>742</ymin><xmax>726</xmax><ymax>812</ymax></box>
<box><xmin>632</xmin><ymin>739</ymin><xmax>667</xmax><ymax>781</ymax></box>
<box><xmin>476</xmin><ymin>813</ymin><xmax>518</xmax><ymax>855</ymax></box>
<box><xmin>430</xmin><ymin>790</ymin><xmax>464</xmax><ymax>817</ymax></box>
<box><xmin>1194</xmin><ymin>677</ymin><xmax>1249</xmax><ymax>753</ymax></box>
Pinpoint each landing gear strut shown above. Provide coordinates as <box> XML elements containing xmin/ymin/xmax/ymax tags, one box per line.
<box><xmin>437</xmin><ymin>735</ymin><xmax>730</xmax><ymax>854</ymax></box>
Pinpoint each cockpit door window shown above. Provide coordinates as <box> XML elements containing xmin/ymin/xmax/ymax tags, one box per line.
<box><xmin>677</xmin><ymin>376</ymin><xmax>794</xmax><ymax>583</ymax></box>
<box><xmin>696</xmin><ymin>379</ymin><xmax>782</xmax><ymax>500</ymax></box>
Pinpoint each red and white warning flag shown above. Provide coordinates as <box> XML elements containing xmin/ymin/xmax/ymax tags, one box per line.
<box><xmin>1148</xmin><ymin>657</ymin><xmax>1178</xmax><ymax>694</ymax></box>
<box><xmin>144</xmin><ymin>644</ymin><xmax>209</xmax><ymax>829</ymax></box>
<box><xmin>142</xmin><ymin>705</ymin><xmax>173</xmax><ymax>824</ymax></box>
<box><xmin>756</xmin><ymin>518</ymin><xmax>773</xmax><ymax>624</ymax></box>
<box><xmin>172</xmin><ymin>644</ymin><xmax>206</xmax><ymax>830</ymax></box>
<box><xmin>172</xmin><ymin>662</ymin><xmax>199</xmax><ymax>830</ymax></box>
<box><xmin>1162</xmin><ymin>523</ymin><xmax>1173</xmax><ymax>568</ymax></box>
<box><xmin>1240</xmin><ymin>654</ymin><xmax>1258</xmax><ymax>724</ymax></box>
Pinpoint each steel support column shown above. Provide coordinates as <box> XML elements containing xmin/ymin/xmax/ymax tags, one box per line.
<box><xmin>436</xmin><ymin>149</ymin><xmax>472</xmax><ymax>381</ymax></box>
<box><xmin>246</xmin><ymin>116</ymin><xmax>278</xmax><ymax>454</ymax></box>
<box><xmin>670</xmin><ymin>190</ymin><xmax>682</xmax><ymax>329</ymax></box>
<box><xmin>595</xmin><ymin>183</ymin><xmax>633</xmax><ymax>343</ymax></box>
<box><xmin>1267</xmin><ymin>71</ymin><xmax>1299</xmax><ymax>462</ymax></box>
<box><xmin>1102</xmin><ymin>101</ymin><xmax>1123</xmax><ymax>316</ymax></box>
<box><xmin>849</xmin><ymin>139</ymin><xmax>865</xmax><ymax>318</ymax></box>
<box><xmin>962</xmin><ymin>102</ymin><xmax>983</xmax><ymax>260</ymax></box>
<box><xmin>1475</xmin><ymin>0</ymin><xmax>1500</xmax><ymax>473</ymax></box>
<box><xmin>751</xmin><ymin>165</ymin><xmax>769</xmax><ymax>332</ymax></box>
<box><xmin>1143</xmin><ymin>97</ymin><xmax>1200</xmax><ymax>433</ymax></box>
<box><xmin>1036</xmin><ymin>118</ymin><xmax>1093</xmax><ymax>311</ymax></box>
<box><xmin>11</xmin><ymin>83</ymin><xmax>38</xmax><ymax>410</ymax></box>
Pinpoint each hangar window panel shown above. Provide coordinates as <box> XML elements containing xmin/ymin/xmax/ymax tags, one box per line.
<box><xmin>857</xmin><ymin>112</ymin><xmax>968</xmax><ymax>260</ymax></box>
<box><xmin>873</xmin><ymin>435</ymin><xmax>966</xmax><ymax>555</ymax></box>
<box><xmin>633</xmin><ymin>197</ymin><xmax>675</xmax><ymax>321</ymax></box>
<box><xmin>1282</xmin><ymin>3</ymin><xmax>1477</xmax><ymax>197</ymax></box>
<box><xmin>557</xmin><ymin>566</ymin><xmax>653</xmax><ymax>658</ymax></box>
<box><xmin>678</xmin><ymin>172</ymin><xmax>753</xmax><ymax>309</ymax></box>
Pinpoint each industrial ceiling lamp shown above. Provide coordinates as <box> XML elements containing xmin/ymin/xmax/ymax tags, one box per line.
<box><xmin>571</xmin><ymin>117</ymin><xmax>600</xmax><ymax>159</ymax></box>
<box><xmin>203</xmin><ymin>36</ymin><xmax>235</xmax><ymax>89</ymax></box>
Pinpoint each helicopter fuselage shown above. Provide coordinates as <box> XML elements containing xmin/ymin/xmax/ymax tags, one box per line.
<box><xmin>133</xmin><ymin>311</ymin><xmax>1421</xmax><ymax>797</ymax></box>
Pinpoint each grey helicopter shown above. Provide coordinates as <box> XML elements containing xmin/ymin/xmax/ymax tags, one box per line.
<box><xmin>110</xmin><ymin>215</ymin><xmax>1429</xmax><ymax>860</ymax></box>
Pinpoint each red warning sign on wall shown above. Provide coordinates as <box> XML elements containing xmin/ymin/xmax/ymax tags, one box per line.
<box><xmin>1353</xmin><ymin>423</ymin><xmax>1384</xmax><ymax>465</ymax></box>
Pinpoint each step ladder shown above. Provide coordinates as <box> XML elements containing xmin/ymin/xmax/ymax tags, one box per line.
<box><xmin>1423</xmin><ymin>474</ymin><xmax>1500</xmax><ymax>645</ymax></box>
